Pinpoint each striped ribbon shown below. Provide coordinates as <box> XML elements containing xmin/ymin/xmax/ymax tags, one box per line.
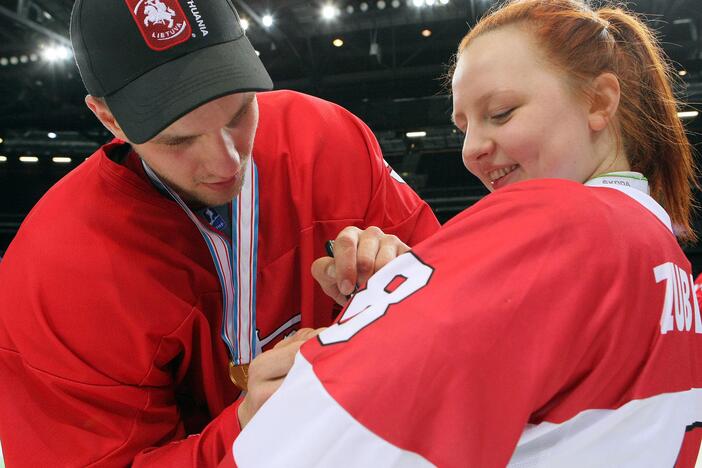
<box><xmin>142</xmin><ymin>160</ymin><xmax>259</xmax><ymax>365</ymax></box>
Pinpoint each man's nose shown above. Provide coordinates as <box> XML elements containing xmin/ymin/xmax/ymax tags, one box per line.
<box><xmin>204</xmin><ymin>129</ymin><xmax>241</xmax><ymax>177</ymax></box>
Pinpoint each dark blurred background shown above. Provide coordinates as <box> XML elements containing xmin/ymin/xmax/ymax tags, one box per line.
<box><xmin>0</xmin><ymin>0</ymin><xmax>701</xmax><ymax>268</ymax></box>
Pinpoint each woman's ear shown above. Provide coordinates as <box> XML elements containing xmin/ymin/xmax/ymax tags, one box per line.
<box><xmin>84</xmin><ymin>95</ymin><xmax>129</xmax><ymax>141</ymax></box>
<box><xmin>588</xmin><ymin>72</ymin><xmax>621</xmax><ymax>132</ymax></box>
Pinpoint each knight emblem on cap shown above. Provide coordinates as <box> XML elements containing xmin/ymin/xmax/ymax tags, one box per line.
<box><xmin>143</xmin><ymin>0</ymin><xmax>176</xmax><ymax>29</ymax></box>
<box><xmin>126</xmin><ymin>0</ymin><xmax>193</xmax><ymax>51</ymax></box>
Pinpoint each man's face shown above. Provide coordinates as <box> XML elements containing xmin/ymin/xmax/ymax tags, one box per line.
<box><xmin>131</xmin><ymin>92</ymin><xmax>259</xmax><ymax>208</ymax></box>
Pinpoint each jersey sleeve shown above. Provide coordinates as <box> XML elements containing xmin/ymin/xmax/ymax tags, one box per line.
<box><xmin>233</xmin><ymin>180</ymin><xmax>666</xmax><ymax>467</ymax></box>
<box><xmin>0</xmin><ymin>298</ymin><xmax>245</xmax><ymax>467</ymax></box>
<box><xmin>256</xmin><ymin>91</ymin><xmax>440</xmax><ymax>247</ymax></box>
<box><xmin>132</xmin><ymin>400</ymin><xmax>243</xmax><ymax>466</ymax></box>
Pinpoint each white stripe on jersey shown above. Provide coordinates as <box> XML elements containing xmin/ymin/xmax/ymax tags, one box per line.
<box><xmin>233</xmin><ymin>353</ymin><xmax>434</xmax><ymax>468</ymax></box>
<box><xmin>509</xmin><ymin>388</ymin><xmax>702</xmax><ymax>467</ymax></box>
<box><xmin>586</xmin><ymin>182</ymin><xmax>673</xmax><ymax>233</ymax></box>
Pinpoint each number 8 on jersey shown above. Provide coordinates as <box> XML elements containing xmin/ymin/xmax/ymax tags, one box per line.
<box><xmin>320</xmin><ymin>253</ymin><xmax>434</xmax><ymax>345</ymax></box>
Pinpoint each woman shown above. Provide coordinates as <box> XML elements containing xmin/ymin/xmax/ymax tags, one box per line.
<box><xmin>232</xmin><ymin>1</ymin><xmax>702</xmax><ymax>466</ymax></box>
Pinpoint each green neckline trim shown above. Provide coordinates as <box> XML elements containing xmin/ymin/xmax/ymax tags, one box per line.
<box><xmin>589</xmin><ymin>172</ymin><xmax>648</xmax><ymax>182</ymax></box>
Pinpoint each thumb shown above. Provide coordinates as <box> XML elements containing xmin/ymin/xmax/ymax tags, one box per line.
<box><xmin>311</xmin><ymin>257</ymin><xmax>336</xmax><ymax>287</ymax></box>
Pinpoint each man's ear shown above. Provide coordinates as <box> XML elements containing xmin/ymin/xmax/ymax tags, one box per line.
<box><xmin>85</xmin><ymin>95</ymin><xmax>128</xmax><ymax>141</ymax></box>
<box><xmin>588</xmin><ymin>72</ymin><xmax>621</xmax><ymax>132</ymax></box>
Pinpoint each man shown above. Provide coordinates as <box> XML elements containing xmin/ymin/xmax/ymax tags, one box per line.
<box><xmin>0</xmin><ymin>0</ymin><xmax>439</xmax><ymax>466</ymax></box>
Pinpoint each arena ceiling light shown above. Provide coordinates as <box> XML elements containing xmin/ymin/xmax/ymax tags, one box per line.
<box><xmin>52</xmin><ymin>157</ymin><xmax>72</xmax><ymax>164</ymax></box>
<box><xmin>421</xmin><ymin>28</ymin><xmax>432</xmax><ymax>37</ymax></box>
<box><xmin>678</xmin><ymin>70</ymin><xmax>688</xmax><ymax>76</ymax></box>
<box><xmin>240</xmin><ymin>18</ymin><xmax>250</xmax><ymax>31</ymax></box>
<box><xmin>261</xmin><ymin>14</ymin><xmax>274</xmax><ymax>28</ymax></box>
<box><xmin>0</xmin><ymin>156</ymin><xmax>7</xmax><ymax>163</ymax></box>
<box><xmin>406</xmin><ymin>131</ymin><xmax>427</xmax><ymax>138</ymax></box>
<box><xmin>47</xmin><ymin>132</ymin><xmax>57</xmax><ymax>139</ymax></box>
<box><xmin>411</xmin><ymin>0</ymin><xmax>448</xmax><ymax>7</ymax></box>
<box><xmin>321</xmin><ymin>4</ymin><xmax>340</xmax><ymax>20</ymax></box>
<box><xmin>678</xmin><ymin>110</ymin><xmax>699</xmax><ymax>119</ymax></box>
<box><xmin>19</xmin><ymin>156</ymin><xmax>39</xmax><ymax>163</ymax></box>
<box><xmin>41</xmin><ymin>45</ymin><xmax>72</xmax><ymax>62</ymax></box>
<box><xmin>0</xmin><ymin>137</ymin><xmax>4</xmax><ymax>144</ymax></box>
<box><xmin>333</xmin><ymin>38</ymin><xmax>344</xmax><ymax>47</ymax></box>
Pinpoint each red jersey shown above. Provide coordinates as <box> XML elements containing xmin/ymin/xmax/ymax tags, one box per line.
<box><xmin>0</xmin><ymin>91</ymin><xmax>439</xmax><ymax>467</ymax></box>
<box><xmin>234</xmin><ymin>179</ymin><xmax>702</xmax><ymax>467</ymax></box>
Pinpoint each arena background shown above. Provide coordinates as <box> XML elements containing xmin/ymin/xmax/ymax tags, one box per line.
<box><xmin>0</xmin><ymin>0</ymin><xmax>700</xmax><ymax>268</ymax></box>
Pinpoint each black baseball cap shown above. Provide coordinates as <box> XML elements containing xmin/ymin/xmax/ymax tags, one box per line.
<box><xmin>70</xmin><ymin>0</ymin><xmax>273</xmax><ymax>144</ymax></box>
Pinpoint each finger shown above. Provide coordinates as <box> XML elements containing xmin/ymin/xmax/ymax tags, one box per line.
<box><xmin>250</xmin><ymin>341</ymin><xmax>306</xmax><ymax>381</ymax></box>
<box><xmin>333</xmin><ymin>227</ymin><xmax>362</xmax><ymax>296</ymax></box>
<box><xmin>322</xmin><ymin>283</ymin><xmax>349</xmax><ymax>306</ymax></box>
<box><xmin>272</xmin><ymin>327</ymin><xmax>323</xmax><ymax>350</ymax></box>
<box><xmin>356</xmin><ymin>227</ymin><xmax>383</xmax><ymax>286</ymax></box>
<box><xmin>374</xmin><ymin>235</ymin><xmax>408</xmax><ymax>271</ymax></box>
<box><xmin>285</xmin><ymin>327</ymin><xmax>321</xmax><ymax>343</ymax></box>
<box><xmin>251</xmin><ymin>327</ymin><xmax>325</xmax><ymax>381</ymax></box>
<box><xmin>318</xmin><ymin>283</ymin><xmax>351</xmax><ymax>306</ymax></box>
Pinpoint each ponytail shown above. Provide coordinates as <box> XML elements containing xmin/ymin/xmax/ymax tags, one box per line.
<box><xmin>597</xmin><ymin>7</ymin><xmax>697</xmax><ymax>241</ymax></box>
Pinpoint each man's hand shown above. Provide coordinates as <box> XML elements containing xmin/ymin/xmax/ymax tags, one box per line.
<box><xmin>311</xmin><ymin>226</ymin><xmax>410</xmax><ymax>305</ymax></box>
<box><xmin>237</xmin><ymin>328</ymin><xmax>324</xmax><ymax>428</ymax></box>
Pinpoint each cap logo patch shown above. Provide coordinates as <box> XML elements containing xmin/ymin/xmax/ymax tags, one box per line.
<box><xmin>126</xmin><ymin>0</ymin><xmax>192</xmax><ymax>51</ymax></box>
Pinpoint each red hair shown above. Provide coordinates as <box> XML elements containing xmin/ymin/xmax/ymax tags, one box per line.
<box><xmin>454</xmin><ymin>0</ymin><xmax>697</xmax><ymax>241</ymax></box>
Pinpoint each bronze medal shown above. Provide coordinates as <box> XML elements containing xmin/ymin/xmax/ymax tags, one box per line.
<box><xmin>229</xmin><ymin>362</ymin><xmax>249</xmax><ymax>392</ymax></box>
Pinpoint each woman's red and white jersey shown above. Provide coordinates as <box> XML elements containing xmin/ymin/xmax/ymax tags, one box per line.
<box><xmin>233</xmin><ymin>179</ymin><xmax>702</xmax><ymax>468</ymax></box>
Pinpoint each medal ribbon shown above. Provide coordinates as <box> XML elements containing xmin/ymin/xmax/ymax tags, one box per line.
<box><xmin>142</xmin><ymin>160</ymin><xmax>259</xmax><ymax>366</ymax></box>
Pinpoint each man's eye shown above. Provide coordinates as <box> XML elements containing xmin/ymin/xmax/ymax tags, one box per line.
<box><xmin>164</xmin><ymin>138</ymin><xmax>193</xmax><ymax>147</ymax></box>
<box><xmin>491</xmin><ymin>108</ymin><xmax>514</xmax><ymax>122</ymax></box>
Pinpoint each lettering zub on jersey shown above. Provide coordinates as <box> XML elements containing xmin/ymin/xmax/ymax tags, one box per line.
<box><xmin>655</xmin><ymin>262</ymin><xmax>702</xmax><ymax>334</ymax></box>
